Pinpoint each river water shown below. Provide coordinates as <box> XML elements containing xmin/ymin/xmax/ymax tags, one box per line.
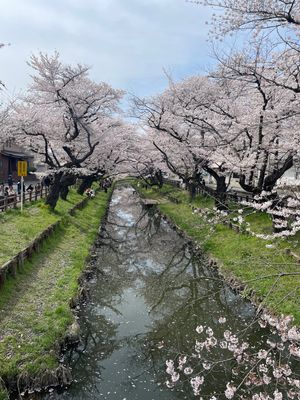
<box><xmin>41</xmin><ymin>185</ymin><xmax>294</xmax><ymax>400</ymax></box>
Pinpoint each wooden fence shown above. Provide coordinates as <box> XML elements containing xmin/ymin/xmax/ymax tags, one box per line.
<box><xmin>163</xmin><ymin>178</ymin><xmax>182</xmax><ymax>188</ymax></box>
<box><xmin>163</xmin><ymin>178</ymin><xmax>254</xmax><ymax>203</ymax></box>
<box><xmin>0</xmin><ymin>187</ymin><xmax>49</xmax><ymax>212</ymax></box>
<box><xmin>196</xmin><ymin>186</ymin><xmax>254</xmax><ymax>203</ymax></box>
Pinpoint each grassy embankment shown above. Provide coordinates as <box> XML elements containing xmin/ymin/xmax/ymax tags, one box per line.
<box><xmin>0</xmin><ymin>190</ymin><xmax>110</xmax><ymax>399</ymax></box>
<box><xmin>132</xmin><ymin>181</ymin><xmax>300</xmax><ymax>325</ymax></box>
<box><xmin>0</xmin><ymin>190</ymin><xmax>83</xmax><ymax>267</ymax></box>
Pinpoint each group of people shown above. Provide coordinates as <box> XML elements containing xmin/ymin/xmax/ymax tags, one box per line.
<box><xmin>0</xmin><ymin>176</ymin><xmax>18</xmax><ymax>208</ymax></box>
<box><xmin>1</xmin><ymin>174</ymin><xmax>113</xmax><ymax>204</ymax></box>
<box><xmin>84</xmin><ymin>188</ymin><xmax>95</xmax><ymax>198</ymax></box>
<box><xmin>83</xmin><ymin>178</ymin><xmax>112</xmax><ymax>199</ymax></box>
<box><xmin>0</xmin><ymin>184</ymin><xmax>15</xmax><ymax>198</ymax></box>
<box><xmin>0</xmin><ymin>175</ymin><xmax>42</xmax><ymax>198</ymax></box>
<box><xmin>0</xmin><ymin>175</ymin><xmax>17</xmax><ymax>198</ymax></box>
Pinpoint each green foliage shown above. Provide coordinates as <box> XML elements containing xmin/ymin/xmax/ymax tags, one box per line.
<box><xmin>0</xmin><ymin>387</ymin><xmax>9</xmax><ymax>400</ymax></box>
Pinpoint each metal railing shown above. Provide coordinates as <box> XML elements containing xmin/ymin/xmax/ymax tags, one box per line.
<box><xmin>0</xmin><ymin>187</ymin><xmax>49</xmax><ymax>212</ymax></box>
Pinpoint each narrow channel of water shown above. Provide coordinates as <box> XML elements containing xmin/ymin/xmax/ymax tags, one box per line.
<box><xmin>41</xmin><ymin>186</ymin><xmax>291</xmax><ymax>400</ymax></box>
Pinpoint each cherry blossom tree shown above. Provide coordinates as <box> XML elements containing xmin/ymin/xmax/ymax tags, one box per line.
<box><xmin>9</xmin><ymin>52</ymin><xmax>124</xmax><ymax>209</ymax></box>
<box><xmin>131</xmin><ymin>110</ymin><xmax>205</xmax><ymax>197</ymax></box>
<box><xmin>213</xmin><ymin>49</ymin><xmax>298</xmax><ymax>189</ymax></box>
<box><xmin>191</xmin><ymin>0</ymin><xmax>300</xmax><ymax>235</ymax></box>
<box><xmin>132</xmin><ymin>77</ymin><xmax>232</xmax><ymax>208</ymax></box>
<box><xmin>133</xmin><ymin>49</ymin><xmax>300</xmax><ymax>223</ymax></box>
<box><xmin>208</xmin><ymin>45</ymin><xmax>300</xmax><ymax>233</ymax></box>
<box><xmin>196</xmin><ymin>0</ymin><xmax>300</xmax><ymax>39</ymax></box>
<box><xmin>152</xmin><ymin>135</ymin><xmax>206</xmax><ymax>196</ymax></box>
<box><xmin>130</xmin><ymin>141</ymin><xmax>166</xmax><ymax>188</ymax></box>
<box><xmin>77</xmin><ymin>122</ymin><xmax>139</xmax><ymax>194</ymax></box>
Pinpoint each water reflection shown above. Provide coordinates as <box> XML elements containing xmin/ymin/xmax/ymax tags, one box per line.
<box><xmin>41</xmin><ymin>185</ymin><xmax>277</xmax><ymax>400</ymax></box>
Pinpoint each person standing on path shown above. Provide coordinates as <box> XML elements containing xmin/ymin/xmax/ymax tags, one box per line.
<box><xmin>7</xmin><ymin>174</ymin><xmax>13</xmax><ymax>190</ymax></box>
<box><xmin>17</xmin><ymin>180</ymin><xmax>24</xmax><ymax>194</ymax></box>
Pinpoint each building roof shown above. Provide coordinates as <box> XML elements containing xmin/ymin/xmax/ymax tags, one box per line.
<box><xmin>1</xmin><ymin>149</ymin><xmax>34</xmax><ymax>159</ymax></box>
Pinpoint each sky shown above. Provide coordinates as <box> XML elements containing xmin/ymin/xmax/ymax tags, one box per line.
<box><xmin>0</xmin><ymin>0</ymin><xmax>215</xmax><ymax>101</ymax></box>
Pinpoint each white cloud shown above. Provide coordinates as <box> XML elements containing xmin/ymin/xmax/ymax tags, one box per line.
<box><xmin>0</xmin><ymin>0</ymin><xmax>214</xmax><ymax>99</ymax></box>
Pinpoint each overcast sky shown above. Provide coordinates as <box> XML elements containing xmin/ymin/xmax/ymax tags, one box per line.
<box><xmin>1</xmin><ymin>0</ymin><xmax>215</xmax><ymax>100</ymax></box>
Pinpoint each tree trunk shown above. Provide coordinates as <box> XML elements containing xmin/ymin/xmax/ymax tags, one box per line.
<box><xmin>60</xmin><ymin>186</ymin><xmax>69</xmax><ymax>200</ymax></box>
<box><xmin>45</xmin><ymin>172</ymin><xmax>63</xmax><ymax>210</ymax></box>
<box><xmin>215</xmin><ymin>176</ymin><xmax>227</xmax><ymax>211</ymax></box>
<box><xmin>59</xmin><ymin>173</ymin><xmax>76</xmax><ymax>201</ymax></box>
<box><xmin>203</xmin><ymin>166</ymin><xmax>228</xmax><ymax>210</ymax></box>
<box><xmin>187</xmin><ymin>181</ymin><xmax>197</xmax><ymax>199</ymax></box>
<box><xmin>155</xmin><ymin>169</ymin><xmax>163</xmax><ymax>188</ymax></box>
<box><xmin>78</xmin><ymin>176</ymin><xmax>96</xmax><ymax>195</ymax></box>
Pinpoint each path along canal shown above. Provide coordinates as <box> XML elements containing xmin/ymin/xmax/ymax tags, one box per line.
<box><xmin>41</xmin><ymin>185</ymin><xmax>299</xmax><ymax>400</ymax></box>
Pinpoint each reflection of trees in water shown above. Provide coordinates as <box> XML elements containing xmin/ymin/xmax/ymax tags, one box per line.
<box><xmin>126</xmin><ymin>251</ymin><xmax>283</xmax><ymax>398</ymax></box>
<box><xmin>138</xmin><ymin>239</ymin><xmax>255</xmax><ymax>331</ymax></box>
<box><xmin>63</xmin><ymin>187</ymin><xmax>279</xmax><ymax>398</ymax></box>
<box><xmin>113</xmin><ymin>225</ymin><xmax>267</xmax><ymax>398</ymax></box>
<box><xmin>96</xmin><ymin>188</ymin><xmax>162</xmax><ymax>260</ymax></box>
<box><xmin>90</xmin><ymin>187</ymin><xmax>272</xmax><ymax>398</ymax></box>
<box><xmin>39</xmin><ymin>187</ymin><xmax>297</xmax><ymax>400</ymax></box>
<box><xmin>68</xmin><ymin>313</ymin><xmax>119</xmax><ymax>374</ymax></box>
<box><xmin>123</xmin><ymin>273</ymin><xmax>269</xmax><ymax>399</ymax></box>
<box><xmin>93</xmin><ymin>188</ymin><xmax>259</xmax><ymax>355</ymax></box>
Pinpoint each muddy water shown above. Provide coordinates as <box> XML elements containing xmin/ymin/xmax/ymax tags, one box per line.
<box><xmin>42</xmin><ymin>186</ymin><xmax>269</xmax><ymax>400</ymax></box>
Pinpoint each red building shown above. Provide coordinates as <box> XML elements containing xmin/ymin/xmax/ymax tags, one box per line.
<box><xmin>0</xmin><ymin>139</ymin><xmax>34</xmax><ymax>183</ymax></box>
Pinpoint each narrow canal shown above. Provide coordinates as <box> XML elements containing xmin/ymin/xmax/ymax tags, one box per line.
<box><xmin>41</xmin><ymin>185</ymin><xmax>296</xmax><ymax>400</ymax></box>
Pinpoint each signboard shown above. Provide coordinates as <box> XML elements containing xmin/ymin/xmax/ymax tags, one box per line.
<box><xmin>17</xmin><ymin>161</ymin><xmax>28</xmax><ymax>177</ymax></box>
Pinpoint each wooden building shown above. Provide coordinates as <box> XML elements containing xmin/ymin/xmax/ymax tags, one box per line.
<box><xmin>0</xmin><ymin>139</ymin><xmax>34</xmax><ymax>183</ymax></box>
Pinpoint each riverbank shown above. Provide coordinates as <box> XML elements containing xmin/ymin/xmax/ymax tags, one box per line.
<box><xmin>0</xmin><ymin>190</ymin><xmax>84</xmax><ymax>268</ymax></box>
<box><xmin>0</xmin><ymin>190</ymin><xmax>111</xmax><ymax>399</ymax></box>
<box><xmin>132</xmin><ymin>181</ymin><xmax>300</xmax><ymax>325</ymax></box>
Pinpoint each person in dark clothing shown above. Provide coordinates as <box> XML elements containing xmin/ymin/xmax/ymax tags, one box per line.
<box><xmin>26</xmin><ymin>184</ymin><xmax>34</xmax><ymax>192</ymax></box>
<box><xmin>42</xmin><ymin>176</ymin><xmax>51</xmax><ymax>187</ymax></box>
<box><xmin>7</xmin><ymin>175</ymin><xmax>13</xmax><ymax>189</ymax></box>
<box><xmin>102</xmin><ymin>178</ymin><xmax>112</xmax><ymax>193</ymax></box>
<box><xmin>17</xmin><ymin>181</ymin><xmax>25</xmax><ymax>194</ymax></box>
<box><xmin>102</xmin><ymin>179</ymin><xmax>109</xmax><ymax>193</ymax></box>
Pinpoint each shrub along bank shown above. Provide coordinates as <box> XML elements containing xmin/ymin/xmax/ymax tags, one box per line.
<box><xmin>0</xmin><ymin>190</ymin><xmax>110</xmax><ymax>399</ymax></box>
<box><xmin>133</xmin><ymin>182</ymin><xmax>300</xmax><ymax>325</ymax></box>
